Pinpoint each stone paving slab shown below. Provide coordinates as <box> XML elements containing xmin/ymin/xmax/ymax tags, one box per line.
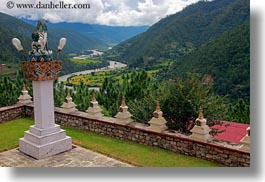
<box><xmin>0</xmin><ymin>145</ymin><xmax>133</xmax><ymax>167</ymax></box>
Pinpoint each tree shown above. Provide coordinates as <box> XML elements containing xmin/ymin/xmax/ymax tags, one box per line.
<box><xmin>229</xmin><ymin>99</ymin><xmax>250</xmax><ymax>124</ymax></box>
<box><xmin>128</xmin><ymin>73</ymin><xmax>228</xmax><ymax>133</ymax></box>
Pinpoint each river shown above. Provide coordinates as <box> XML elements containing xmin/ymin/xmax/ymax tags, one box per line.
<box><xmin>58</xmin><ymin>61</ymin><xmax>127</xmax><ymax>83</ymax></box>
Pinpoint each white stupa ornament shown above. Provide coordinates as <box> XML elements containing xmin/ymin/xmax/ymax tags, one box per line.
<box><xmin>17</xmin><ymin>84</ymin><xmax>32</xmax><ymax>105</ymax></box>
<box><xmin>61</xmin><ymin>90</ymin><xmax>78</xmax><ymax>113</ymax></box>
<box><xmin>190</xmin><ymin>106</ymin><xmax>212</xmax><ymax>142</ymax></box>
<box><xmin>86</xmin><ymin>93</ymin><xmax>103</xmax><ymax>118</ymax></box>
<box><xmin>148</xmin><ymin>101</ymin><xmax>168</xmax><ymax>132</ymax></box>
<box><xmin>115</xmin><ymin>96</ymin><xmax>133</xmax><ymax>125</ymax></box>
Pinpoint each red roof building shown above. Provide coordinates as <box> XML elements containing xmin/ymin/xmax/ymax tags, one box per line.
<box><xmin>0</xmin><ymin>64</ymin><xmax>7</xmax><ymax>69</ymax></box>
<box><xmin>211</xmin><ymin>121</ymin><xmax>249</xmax><ymax>144</ymax></box>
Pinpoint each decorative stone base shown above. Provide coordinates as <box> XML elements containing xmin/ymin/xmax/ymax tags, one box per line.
<box><xmin>115</xmin><ymin>112</ymin><xmax>133</xmax><ymax>125</ymax></box>
<box><xmin>61</xmin><ymin>107</ymin><xmax>78</xmax><ymax>114</ymax></box>
<box><xmin>190</xmin><ymin>125</ymin><xmax>212</xmax><ymax>142</ymax></box>
<box><xmin>86</xmin><ymin>101</ymin><xmax>103</xmax><ymax>118</ymax></box>
<box><xmin>19</xmin><ymin>124</ymin><xmax>72</xmax><ymax>159</ymax></box>
<box><xmin>148</xmin><ymin>118</ymin><xmax>168</xmax><ymax>132</ymax></box>
<box><xmin>18</xmin><ymin>94</ymin><xmax>32</xmax><ymax>105</ymax></box>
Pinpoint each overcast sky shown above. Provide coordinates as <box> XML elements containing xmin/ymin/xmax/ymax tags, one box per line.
<box><xmin>0</xmin><ymin>0</ymin><xmax>200</xmax><ymax>26</ymax></box>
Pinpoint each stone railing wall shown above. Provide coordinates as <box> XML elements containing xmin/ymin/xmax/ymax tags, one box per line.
<box><xmin>0</xmin><ymin>105</ymin><xmax>24</xmax><ymax>123</ymax></box>
<box><xmin>0</xmin><ymin>104</ymin><xmax>250</xmax><ymax>167</ymax></box>
<box><xmin>23</xmin><ymin>105</ymin><xmax>250</xmax><ymax>167</ymax></box>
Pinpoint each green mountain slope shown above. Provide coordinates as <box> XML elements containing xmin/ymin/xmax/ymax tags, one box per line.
<box><xmin>0</xmin><ymin>25</ymin><xmax>31</xmax><ymax>64</ymax></box>
<box><xmin>0</xmin><ymin>12</ymin><xmax>109</xmax><ymax>76</ymax></box>
<box><xmin>0</xmin><ymin>12</ymin><xmax>107</xmax><ymax>55</ymax></box>
<box><xmin>169</xmin><ymin>21</ymin><xmax>250</xmax><ymax>103</ymax></box>
<box><xmin>107</xmin><ymin>0</ymin><xmax>249</xmax><ymax>67</ymax></box>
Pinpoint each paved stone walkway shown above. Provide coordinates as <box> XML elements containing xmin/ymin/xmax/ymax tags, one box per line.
<box><xmin>0</xmin><ymin>145</ymin><xmax>133</xmax><ymax>167</ymax></box>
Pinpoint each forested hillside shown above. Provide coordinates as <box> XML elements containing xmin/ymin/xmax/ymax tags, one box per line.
<box><xmin>169</xmin><ymin>21</ymin><xmax>250</xmax><ymax>103</ymax></box>
<box><xmin>106</xmin><ymin>0</ymin><xmax>249</xmax><ymax>67</ymax></box>
<box><xmin>0</xmin><ymin>25</ymin><xmax>31</xmax><ymax>64</ymax></box>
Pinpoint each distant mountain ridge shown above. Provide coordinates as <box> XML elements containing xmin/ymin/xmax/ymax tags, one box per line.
<box><xmin>0</xmin><ymin>12</ymin><xmax>111</xmax><ymax>77</ymax></box>
<box><xmin>0</xmin><ymin>12</ymin><xmax>107</xmax><ymax>55</ymax></box>
<box><xmin>107</xmin><ymin>0</ymin><xmax>249</xmax><ymax>66</ymax></box>
<box><xmin>21</xmin><ymin>19</ymin><xmax>149</xmax><ymax>45</ymax></box>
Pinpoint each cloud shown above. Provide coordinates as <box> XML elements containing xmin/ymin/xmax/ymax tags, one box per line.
<box><xmin>0</xmin><ymin>0</ymin><xmax>199</xmax><ymax>26</ymax></box>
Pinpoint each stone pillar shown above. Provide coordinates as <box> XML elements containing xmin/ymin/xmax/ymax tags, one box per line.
<box><xmin>86</xmin><ymin>94</ymin><xmax>103</xmax><ymax>118</ymax></box>
<box><xmin>17</xmin><ymin>84</ymin><xmax>32</xmax><ymax>105</ymax></box>
<box><xmin>115</xmin><ymin>96</ymin><xmax>133</xmax><ymax>125</ymax></box>
<box><xmin>19</xmin><ymin>61</ymin><xmax>72</xmax><ymax>159</ymax></box>
<box><xmin>148</xmin><ymin>101</ymin><xmax>168</xmax><ymax>132</ymax></box>
<box><xmin>61</xmin><ymin>90</ymin><xmax>78</xmax><ymax>113</ymax></box>
<box><xmin>240</xmin><ymin>127</ymin><xmax>250</xmax><ymax>152</ymax></box>
<box><xmin>190</xmin><ymin>106</ymin><xmax>212</xmax><ymax>142</ymax></box>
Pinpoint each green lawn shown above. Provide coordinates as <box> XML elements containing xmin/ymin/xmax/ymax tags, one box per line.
<box><xmin>0</xmin><ymin>67</ymin><xmax>17</xmax><ymax>75</ymax></box>
<box><xmin>0</xmin><ymin>118</ymin><xmax>34</xmax><ymax>152</ymax></box>
<box><xmin>0</xmin><ymin>118</ymin><xmax>223</xmax><ymax>167</ymax></box>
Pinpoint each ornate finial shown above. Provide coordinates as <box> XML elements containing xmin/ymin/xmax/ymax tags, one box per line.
<box><xmin>92</xmin><ymin>93</ymin><xmax>96</xmax><ymax>102</ymax></box>
<box><xmin>198</xmin><ymin>106</ymin><xmax>204</xmax><ymax>119</ymax></box>
<box><xmin>67</xmin><ymin>89</ymin><xmax>71</xmax><ymax>98</ymax></box>
<box><xmin>121</xmin><ymin>96</ymin><xmax>126</xmax><ymax>107</ymax></box>
<box><xmin>156</xmin><ymin>101</ymin><xmax>161</xmax><ymax>112</ymax></box>
<box><xmin>22</xmin><ymin>83</ymin><xmax>27</xmax><ymax>91</ymax></box>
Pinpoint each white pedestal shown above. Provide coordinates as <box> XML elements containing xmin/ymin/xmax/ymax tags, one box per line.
<box><xmin>19</xmin><ymin>80</ymin><xmax>72</xmax><ymax>159</ymax></box>
<box><xmin>18</xmin><ymin>88</ymin><xmax>32</xmax><ymax>105</ymax></box>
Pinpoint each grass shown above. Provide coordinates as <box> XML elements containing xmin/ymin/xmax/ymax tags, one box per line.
<box><xmin>68</xmin><ymin>69</ymin><xmax>159</xmax><ymax>86</ymax></box>
<box><xmin>0</xmin><ymin>118</ymin><xmax>223</xmax><ymax>167</ymax></box>
<box><xmin>68</xmin><ymin>70</ymin><xmax>110</xmax><ymax>86</ymax></box>
<box><xmin>68</xmin><ymin>53</ymin><xmax>78</xmax><ymax>57</ymax></box>
<box><xmin>0</xmin><ymin>118</ymin><xmax>34</xmax><ymax>152</ymax></box>
<box><xmin>65</xmin><ymin>127</ymin><xmax>223</xmax><ymax>167</ymax></box>
<box><xmin>0</xmin><ymin>67</ymin><xmax>17</xmax><ymax>75</ymax></box>
<box><xmin>70</xmin><ymin>58</ymin><xmax>101</xmax><ymax>65</ymax></box>
<box><xmin>158</xmin><ymin>60</ymin><xmax>173</xmax><ymax>67</ymax></box>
